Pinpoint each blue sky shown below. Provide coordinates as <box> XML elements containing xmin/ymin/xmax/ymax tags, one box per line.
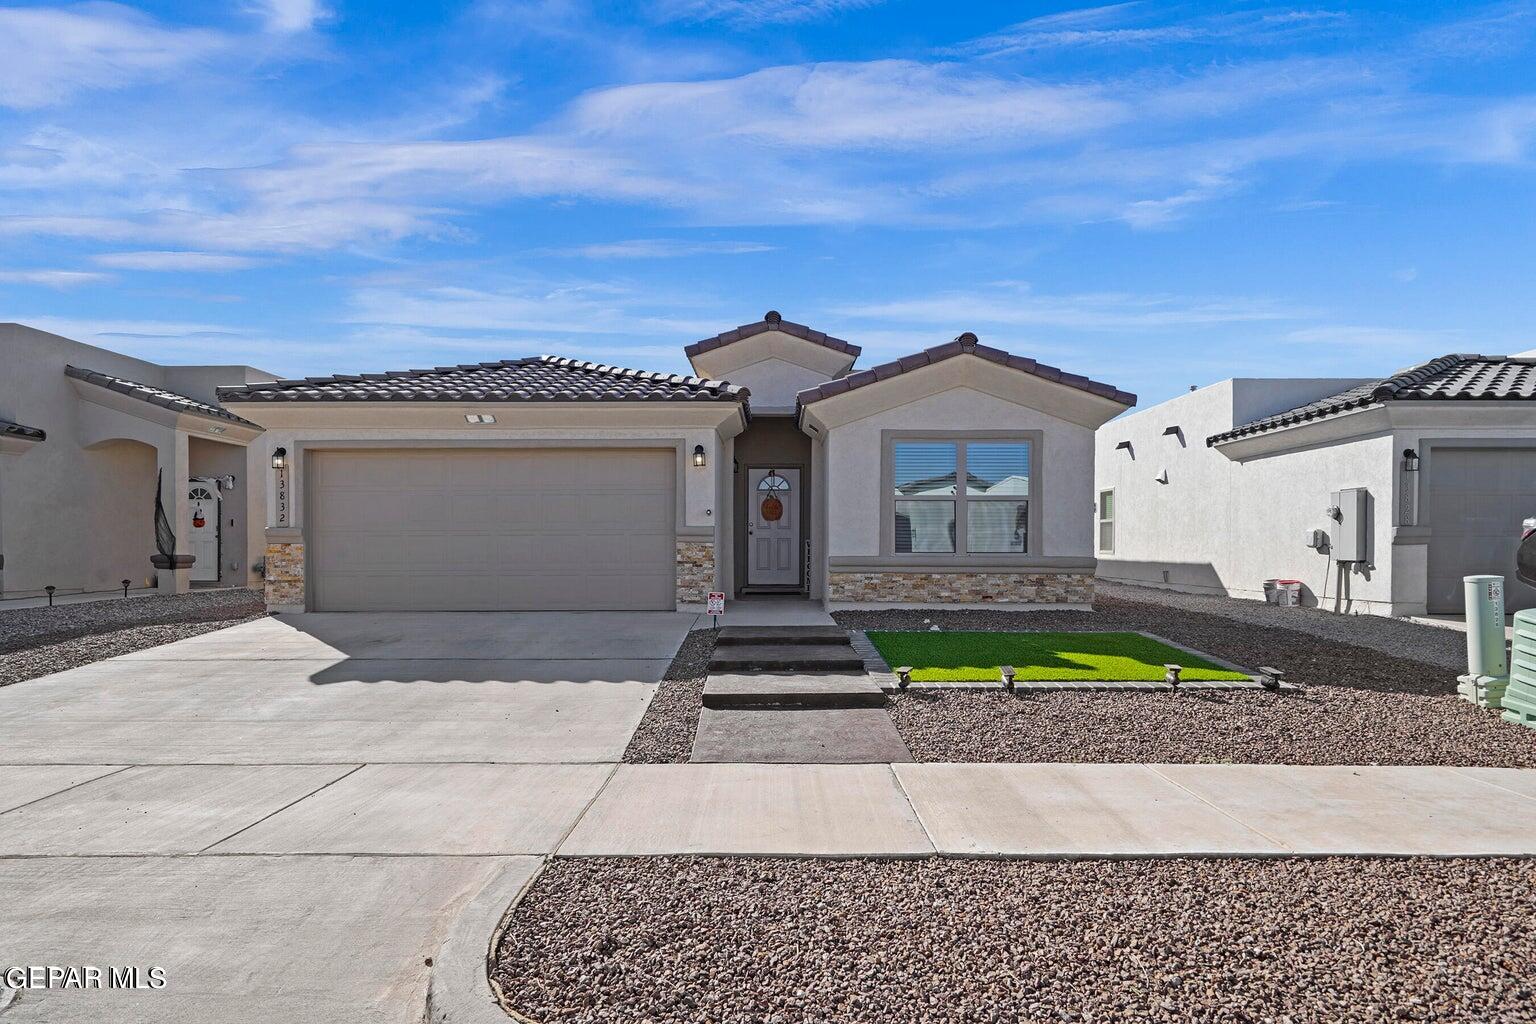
<box><xmin>2</xmin><ymin>0</ymin><xmax>1535</xmax><ymax>406</ymax></box>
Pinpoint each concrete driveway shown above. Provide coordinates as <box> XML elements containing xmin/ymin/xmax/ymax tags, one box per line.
<box><xmin>0</xmin><ymin>610</ymin><xmax>694</xmax><ymax>1023</ymax></box>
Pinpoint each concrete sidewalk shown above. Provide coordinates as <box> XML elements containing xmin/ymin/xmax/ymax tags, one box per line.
<box><xmin>561</xmin><ymin>762</ymin><xmax>1536</xmax><ymax>858</ymax></box>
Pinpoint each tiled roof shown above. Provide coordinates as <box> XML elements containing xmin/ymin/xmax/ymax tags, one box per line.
<box><xmin>1207</xmin><ymin>354</ymin><xmax>1536</xmax><ymax>445</ymax></box>
<box><xmin>796</xmin><ymin>333</ymin><xmax>1136</xmax><ymax>408</ymax></box>
<box><xmin>684</xmin><ymin>310</ymin><xmax>861</xmax><ymax>360</ymax></box>
<box><xmin>0</xmin><ymin>417</ymin><xmax>45</xmax><ymax>442</ymax></box>
<box><xmin>65</xmin><ymin>365</ymin><xmax>259</xmax><ymax>428</ymax></box>
<box><xmin>217</xmin><ymin>355</ymin><xmax>749</xmax><ymax>407</ymax></box>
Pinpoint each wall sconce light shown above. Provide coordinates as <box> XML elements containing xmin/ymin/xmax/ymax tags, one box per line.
<box><xmin>1402</xmin><ymin>448</ymin><xmax>1420</xmax><ymax>473</ymax></box>
<box><xmin>270</xmin><ymin>447</ymin><xmax>287</xmax><ymax>470</ymax></box>
<box><xmin>692</xmin><ymin>444</ymin><xmax>707</xmax><ymax>468</ymax></box>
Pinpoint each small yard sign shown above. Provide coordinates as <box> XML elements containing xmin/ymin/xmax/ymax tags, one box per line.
<box><xmin>707</xmin><ymin>591</ymin><xmax>726</xmax><ymax>616</ymax></box>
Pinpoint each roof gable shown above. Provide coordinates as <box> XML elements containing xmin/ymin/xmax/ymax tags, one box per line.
<box><xmin>684</xmin><ymin>311</ymin><xmax>860</xmax><ymax>361</ymax></box>
<box><xmin>796</xmin><ymin>333</ymin><xmax>1136</xmax><ymax>408</ymax></box>
<box><xmin>217</xmin><ymin>355</ymin><xmax>749</xmax><ymax>406</ymax></box>
<box><xmin>1207</xmin><ymin>354</ymin><xmax>1536</xmax><ymax>445</ymax></box>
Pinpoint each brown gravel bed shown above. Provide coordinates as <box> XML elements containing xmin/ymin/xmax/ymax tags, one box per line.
<box><xmin>0</xmin><ymin>616</ymin><xmax>265</xmax><ymax>687</ymax></box>
<box><xmin>493</xmin><ymin>856</ymin><xmax>1536</xmax><ymax>1024</ymax></box>
<box><xmin>838</xmin><ymin>595</ymin><xmax>1536</xmax><ymax>767</ymax></box>
<box><xmin>622</xmin><ymin>628</ymin><xmax>717</xmax><ymax>763</ymax></box>
<box><xmin>0</xmin><ymin>588</ymin><xmax>265</xmax><ymax>654</ymax></box>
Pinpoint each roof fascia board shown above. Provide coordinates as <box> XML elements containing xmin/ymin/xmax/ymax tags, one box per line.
<box><xmin>1212</xmin><ymin>399</ymin><xmax>1536</xmax><ymax>461</ymax></box>
<box><xmin>228</xmin><ymin>399</ymin><xmax>748</xmax><ymax>435</ymax></box>
<box><xmin>799</xmin><ymin>353</ymin><xmax>1131</xmax><ymax>431</ymax></box>
<box><xmin>689</xmin><ymin>331</ymin><xmax>857</xmax><ymax>380</ymax></box>
<box><xmin>1210</xmin><ymin>405</ymin><xmax>1392</xmax><ymax>461</ymax></box>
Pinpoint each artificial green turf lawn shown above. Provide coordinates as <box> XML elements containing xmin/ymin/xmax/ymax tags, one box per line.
<box><xmin>866</xmin><ymin>630</ymin><xmax>1251</xmax><ymax>683</ymax></box>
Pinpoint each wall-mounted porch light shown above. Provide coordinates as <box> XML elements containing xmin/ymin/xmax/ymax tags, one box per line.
<box><xmin>692</xmin><ymin>444</ymin><xmax>707</xmax><ymax>468</ymax></box>
<box><xmin>270</xmin><ymin>446</ymin><xmax>287</xmax><ymax>470</ymax></box>
<box><xmin>1402</xmin><ymin>448</ymin><xmax>1420</xmax><ymax>473</ymax></box>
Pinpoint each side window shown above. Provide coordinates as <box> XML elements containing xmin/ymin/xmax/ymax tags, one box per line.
<box><xmin>1098</xmin><ymin>489</ymin><xmax>1115</xmax><ymax>553</ymax></box>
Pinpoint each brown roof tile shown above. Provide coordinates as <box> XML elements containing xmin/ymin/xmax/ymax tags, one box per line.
<box><xmin>1207</xmin><ymin>354</ymin><xmax>1536</xmax><ymax>445</ymax></box>
<box><xmin>66</xmin><ymin>365</ymin><xmax>258</xmax><ymax>428</ymax></box>
<box><xmin>684</xmin><ymin>310</ymin><xmax>861</xmax><ymax>360</ymax></box>
<box><xmin>795</xmin><ymin>332</ymin><xmax>1136</xmax><ymax>410</ymax></box>
<box><xmin>0</xmin><ymin>417</ymin><xmax>45</xmax><ymax>441</ymax></box>
<box><xmin>218</xmin><ymin>355</ymin><xmax>749</xmax><ymax>407</ymax></box>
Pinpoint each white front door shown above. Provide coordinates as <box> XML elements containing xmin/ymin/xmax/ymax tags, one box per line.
<box><xmin>187</xmin><ymin>482</ymin><xmax>220</xmax><ymax>583</ymax></box>
<box><xmin>748</xmin><ymin>467</ymin><xmax>799</xmax><ymax>586</ymax></box>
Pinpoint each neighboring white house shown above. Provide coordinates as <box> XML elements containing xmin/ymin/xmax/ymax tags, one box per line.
<box><xmin>1094</xmin><ymin>354</ymin><xmax>1536</xmax><ymax>616</ymax></box>
<box><xmin>219</xmin><ymin>312</ymin><xmax>1136</xmax><ymax>613</ymax></box>
<box><xmin>0</xmin><ymin>323</ymin><xmax>277</xmax><ymax>599</ymax></box>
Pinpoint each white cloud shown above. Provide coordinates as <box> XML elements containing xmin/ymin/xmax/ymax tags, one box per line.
<box><xmin>555</xmin><ymin>239</ymin><xmax>778</xmax><ymax>258</ymax></box>
<box><xmin>959</xmin><ymin>4</ymin><xmax>1348</xmax><ymax>57</ymax></box>
<box><xmin>1283</xmin><ymin>324</ymin><xmax>1465</xmax><ymax>349</ymax></box>
<box><xmin>0</xmin><ymin>3</ymin><xmax>225</xmax><ymax>109</ymax></box>
<box><xmin>247</xmin><ymin>0</ymin><xmax>329</xmax><ymax>33</ymax></box>
<box><xmin>0</xmin><ymin>269</ymin><xmax>112</xmax><ymax>288</ymax></box>
<box><xmin>651</xmin><ymin>0</ymin><xmax>883</xmax><ymax>27</ymax></box>
<box><xmin>90</xmin><ymin>251</ymin><xmax>261</xmax><ymax>271</ymax></box>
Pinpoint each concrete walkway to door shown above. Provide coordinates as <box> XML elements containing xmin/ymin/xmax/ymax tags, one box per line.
<box><xmin>0</xmin><ymin>610</ymin><xmax>693</xmax><ymax>1024</ymax></box>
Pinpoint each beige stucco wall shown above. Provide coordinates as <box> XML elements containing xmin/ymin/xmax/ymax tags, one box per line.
<box><xmin>715</xmin><ymin>357</ymin><xmax>838</xmax><ymax>413</ymax></box>
<box><xmin>823</xmin><ymin>386</ymin><xmax>1099</xmax><ymax>560</ymax></box>
<box><xmin>0</xmin><ymin>323</ymin><xmax>271</xmax><ymax>596</ymax></box>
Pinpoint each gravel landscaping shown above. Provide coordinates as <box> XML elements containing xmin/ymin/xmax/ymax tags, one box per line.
<box><xmin>0</xmin><ymin>589</ymin><xmax>266</xmax><ymax>688</ymax></box>
<box><xmin>492</xmin><ymin>856</ymin><xmax>1536</xmax><ymax>1024</ymax></box>
<box><xmin>0</xmin><ymin>588</ymin><xmax>264</xmax><ymax>653</ymax></box>
<box><xmin>1098</xmin><ymin>581</ymin><xmax>1468</xmax><ymax>671</ymax></box>
<box><xmin>623</xmin><ymin>628</ymin><xmax>717</xmax><ymax>764</ymax></box>
<box><xmin>839</xmin><ymin>589</ymin><xmax>1536</xmax><ymax>767</ymax></box>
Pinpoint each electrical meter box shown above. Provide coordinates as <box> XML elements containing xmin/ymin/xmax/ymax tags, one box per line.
<box><xmin>1328</xmin><ymin>487</ymin><xmax>1370</xmax><ymax>563</ymax></box>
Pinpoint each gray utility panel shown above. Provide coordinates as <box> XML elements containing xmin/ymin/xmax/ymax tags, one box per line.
<box><xmin>1422</xmin><ymin>446</ymin><xmax>1536</xmax><ymax>614</ymax></box>
<box><xmin>306</xmin><ymin>448</ymin><xmax>678</xmax><ymax>611</ymax></box>
<box><xmin>1328</xmin><ymin>487</ymin><xmax>1371</xmax><ymax>564</ymax></box>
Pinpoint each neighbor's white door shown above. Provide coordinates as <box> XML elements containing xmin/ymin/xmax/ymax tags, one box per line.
<box><xmin>187</xmin><ymin>481</ymin><xmax>220</xmax><ymax>583</ymax></box>
<box><xmin>748</xmin><ymin>467</ymin><xmax>799</xmax><ymax>586</ymax></box>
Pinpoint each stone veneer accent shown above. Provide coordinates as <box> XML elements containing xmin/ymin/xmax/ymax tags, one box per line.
<box><xmin>264</xmin><ymin>542</ymin><xmax>305</xmax><ymax>611</ymax></box>
<box><xmin>676</xmin><ymin>540</ymin><xmax>716</xmax><ymax>606</ymax></box>
<box><xmin>827</xmin><ymin>570</ymin><xmax>1094</xmax><ymax>605</ymax></box>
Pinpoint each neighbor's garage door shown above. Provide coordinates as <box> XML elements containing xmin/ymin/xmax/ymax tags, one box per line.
<box><xmin>307</xmin><ymin>448</ymin><xmax>676</xmax><ymax>611</ymax></box>
<box><xmin>1423</xmin><ymin>446</ymin><xmax>1536</xmax><ymax>614</ymax></box>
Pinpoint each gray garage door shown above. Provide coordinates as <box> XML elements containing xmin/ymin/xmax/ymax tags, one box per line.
<box><xmin>308</xmin><ymin>448</ymin><xmax>676</xmax><ymax>611</ymax></box>
<box><xmin>1423</xmin><ymin>446</ymin><xmax>1536</xmax><ymax>614</ymax></box>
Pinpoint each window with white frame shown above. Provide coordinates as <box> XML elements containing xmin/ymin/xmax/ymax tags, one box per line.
<box><xmin>1097</xmin><ymin>489</ymin><xmax>1115</xmax><ymax>553</ymax></box>
<box><xmin>891</xmin><ymin>439</ymin><xmax>1032</xmax><ymax>554</ymax></box>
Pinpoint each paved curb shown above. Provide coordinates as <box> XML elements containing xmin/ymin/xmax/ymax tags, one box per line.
<box><xmin>427</xmin><ymin>858</ymin><xmax>547</xmax><ymax>1024</ymax></box>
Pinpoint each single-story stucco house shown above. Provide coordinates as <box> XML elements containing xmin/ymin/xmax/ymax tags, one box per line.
<box><xmin>0</xmin><ymin>323</ymin><xmax>276</xmax><ymax>599</ymax></box>
<box><xmin>1094</xmin><ymin>353</ymin><xmax>1536</xmax><ymax>617</ymax></box>
<box><xmin>217</xmin><ymin>312</ymin><xmax>1136</xmax><ymax>613</ymax></box>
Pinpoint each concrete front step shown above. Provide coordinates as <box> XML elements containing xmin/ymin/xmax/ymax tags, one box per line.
<box><xmin>715</xmin><ymin>625</ymin><xmax>850</xmax><ymax>647</ymax></box>
<box><xmin>703</xmin><ymin>673</ymin><xmax>886</xmax><ymax>709</ymax></box>
<box><xmin>690</xmin><ymin>708</ymin><xmax>914</xmax><ymax>764</ymax></box>
<box><xmin>708</xmin><ymin>644</ymin><xmax>866</xmax><ymax>673</ymax></box>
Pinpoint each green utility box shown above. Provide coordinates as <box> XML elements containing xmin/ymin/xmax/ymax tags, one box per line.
<box><xmin>1502</xmin><ymin>609</ymin><xmax>1536</xmax><ymax>729</ymax></box>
